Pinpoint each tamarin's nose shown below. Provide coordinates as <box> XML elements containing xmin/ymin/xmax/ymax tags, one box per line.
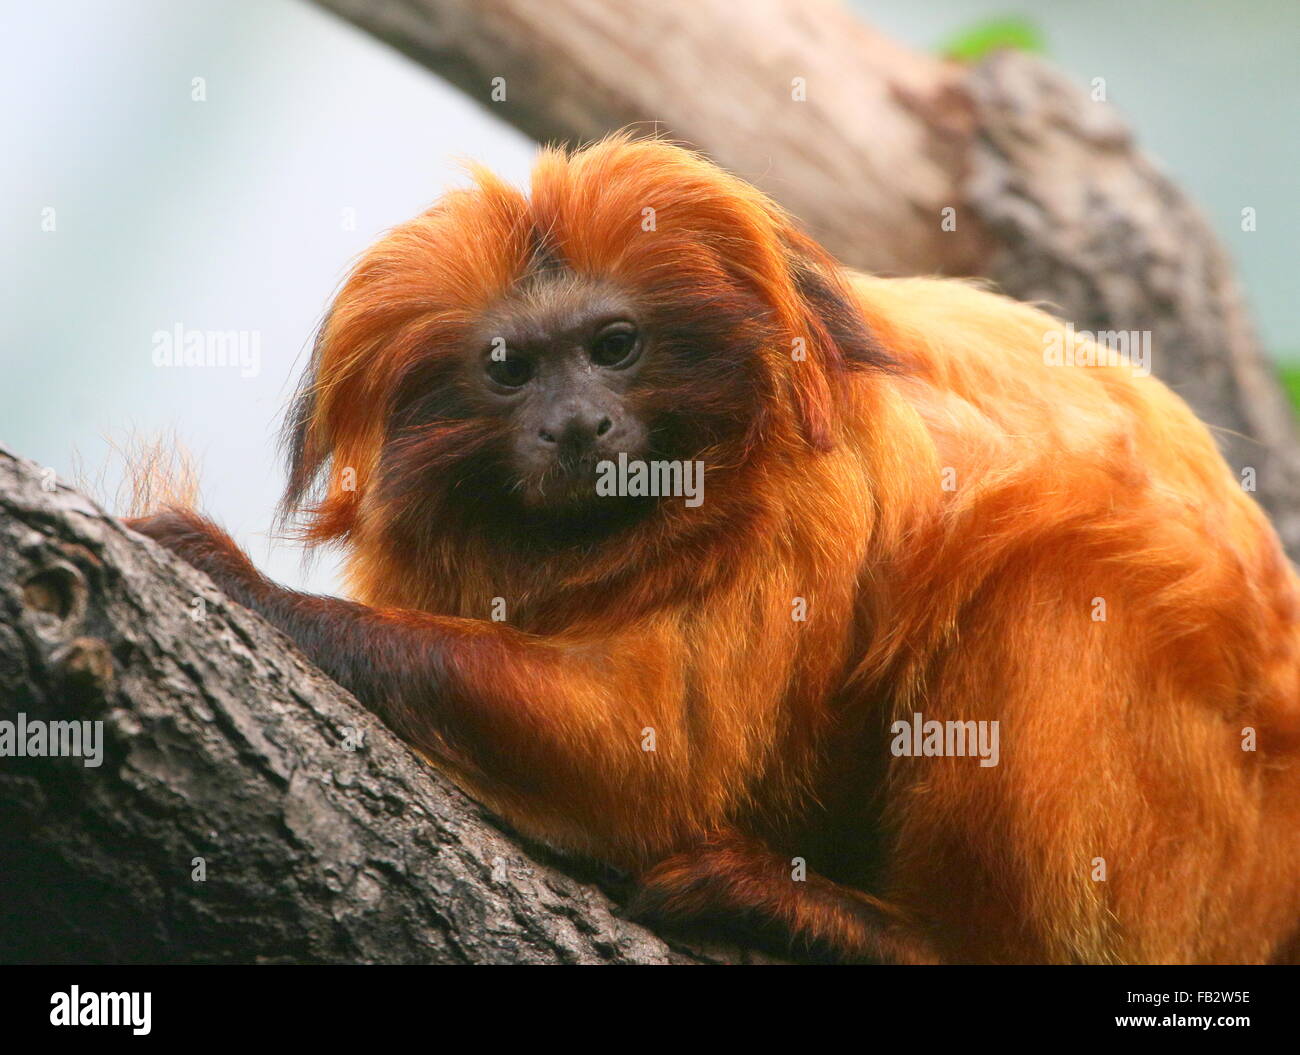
<box><xmin>538</xmin><ymin>410</ymin><xmax>614</xmax><ymax>449</ymax></box>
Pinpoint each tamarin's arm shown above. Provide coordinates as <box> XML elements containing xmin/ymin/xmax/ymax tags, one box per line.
<box><xmin>126</xmin><ymin>509</ymin><xmax>705</xmax><ymax>856</ymax></box>
<box><xmin>127</xmin><ymin>509</ymin><xmax>947</xmax><ymax>963</ymax></box>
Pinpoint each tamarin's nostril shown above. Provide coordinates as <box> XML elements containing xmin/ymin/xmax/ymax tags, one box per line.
<box><xmin>539</xmin><ymin>429</ymin><xmax>556</xmax><ymax>444</ymax></box>
<box><xmin>596</xmin><ymin>417</ymin><xmax>612</xmax><ymax>437</ymax></box>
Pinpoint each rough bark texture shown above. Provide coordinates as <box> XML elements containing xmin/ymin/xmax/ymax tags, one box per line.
<box><xmin>0</xmin><ymin>448</ymin><xmax>764</xmax><ymax>964</ymax></box>
<box><xmin>311</xmin><ymin>0</ymin><xmax>1300</xmax><ymax>554</ymax></box>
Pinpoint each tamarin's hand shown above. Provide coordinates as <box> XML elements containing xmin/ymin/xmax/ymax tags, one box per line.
<box><xmin>127</xmin><ymin>509</ymin><xmax>466</xmax><ymax>781</ymax></box>
<box><xmin>127</xmin><ymin>510</ymin><xmax>263</xmax><ymax>606</ymax></box>
<box><xmin>127</xmin><ymin>508</ymin><xmax>415</xmax><ymax>708</ymax></box>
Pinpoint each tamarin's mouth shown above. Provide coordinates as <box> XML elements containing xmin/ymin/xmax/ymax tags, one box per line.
<box><xmin>516</xmin><ymin>456</ymin><xmax>606</xmax><ymax>511</ymax></box>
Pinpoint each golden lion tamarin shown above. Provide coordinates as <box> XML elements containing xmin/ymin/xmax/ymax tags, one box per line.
<box><xmin>129</xmin><ymin>134</ymin><xmax>1300</xmax><ymax>964</ymax></box>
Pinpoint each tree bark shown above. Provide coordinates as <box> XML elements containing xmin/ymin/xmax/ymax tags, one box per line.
<box><xmin>0</xmin><ymin>447</ymin><xmax>766</xmax><ymax>964</ymax></box>
<box><xmin>311</xmin><ymin>0</ymin><xmax>1300</xmax><ymax>553</ymax></box>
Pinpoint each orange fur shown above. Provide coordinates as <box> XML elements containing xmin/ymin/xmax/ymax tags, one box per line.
<box><xmin>141</xmin><ymin>135</ymin><xmax>1300</xmax><ymax>963</ymax></box>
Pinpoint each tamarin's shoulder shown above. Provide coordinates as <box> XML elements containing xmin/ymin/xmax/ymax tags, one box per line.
<box><xmin>840</xmin><ymin>270</ymin><xmax>1186</xmax><ymax>443</ymax></box>
<box><xmin>836</xmin><ymin>271</ymin><xmax>1274</xmax><ymax>566</ymax></box>
<box><xmin>842</xmin><ymin>272</ymin><xmax>1096</xmax><ymax>384</ymax></box>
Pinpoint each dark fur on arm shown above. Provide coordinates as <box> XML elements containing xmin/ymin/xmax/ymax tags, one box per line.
<box><xmin>127</xmin><ymin>510</ymin><xmax>495</xmax><ymax>782</ymax></box>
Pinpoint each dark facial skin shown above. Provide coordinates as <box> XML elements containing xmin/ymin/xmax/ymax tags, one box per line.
<box><xmin>471</xmin><ymin>276</ymin><xmax>652</xmax><ymax>511</ymax></box>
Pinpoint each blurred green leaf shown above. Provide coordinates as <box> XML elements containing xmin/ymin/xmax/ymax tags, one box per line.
<box><xmin>941</xmin><ymin>16</ymin><xmax>1046</xmax><ymax>61</ymax></box>
<box><xmin>1278</xmin><ymin>362</ymin><xmax>1300</xmax><ymax>416</ymax></box>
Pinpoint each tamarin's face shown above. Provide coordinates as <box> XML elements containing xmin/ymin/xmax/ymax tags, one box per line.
<box><xmin>284</xmin><ymin>137</ymin><xmax>885</xmax><ymax>550</ymax></box>
<box><xmin>465</xmin><ymin>275</ymin><xmax>652</xmax><ymax>512</ymax></box>
<box><xmin>376</xmin><ymin>264</ymin><xmax>769</xmax><ymax>536</ymax></box>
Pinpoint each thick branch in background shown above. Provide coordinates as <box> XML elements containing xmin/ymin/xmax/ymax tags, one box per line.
<box><xmin>0</xmin><ymin>449</ymin><xmax>769</xmax><ymax>963</ymax></box>
<box><xmin>314</xmin><ymin>0</ymin><xmax>1300</xmax><ymax>553</ymax></box>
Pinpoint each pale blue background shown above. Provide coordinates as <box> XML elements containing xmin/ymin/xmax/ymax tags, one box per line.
<box><xmin>2</xmin><ymin>0</ymin><xmax>1296</xmax><ymax>593</ymax></box>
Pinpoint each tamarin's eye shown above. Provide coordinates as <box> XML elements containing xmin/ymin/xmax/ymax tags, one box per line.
<box><xmin>485</xmin><ymin>353</ymin><xmax>534</xmax><ymax>388</ymax></box>
<box><xmin>590</xmin><ymin>324</ymin><xmax>640</xmax><ymax>368</ymax></box>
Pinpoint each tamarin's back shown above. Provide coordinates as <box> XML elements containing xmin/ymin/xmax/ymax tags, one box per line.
<box><xmin>844</xmin><ymin>274</ymin><xmax>1294</xmax><ymax>610</ymax></box>
<box><xmin>834</xmin><ymin>273</ymin><xmax>1300</xmax><ymax>962</ymax></box>
<box><xmin>851</xmin><ymin>273</ymin><xmax>1266</xmax><ymax>529</ymax></box>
